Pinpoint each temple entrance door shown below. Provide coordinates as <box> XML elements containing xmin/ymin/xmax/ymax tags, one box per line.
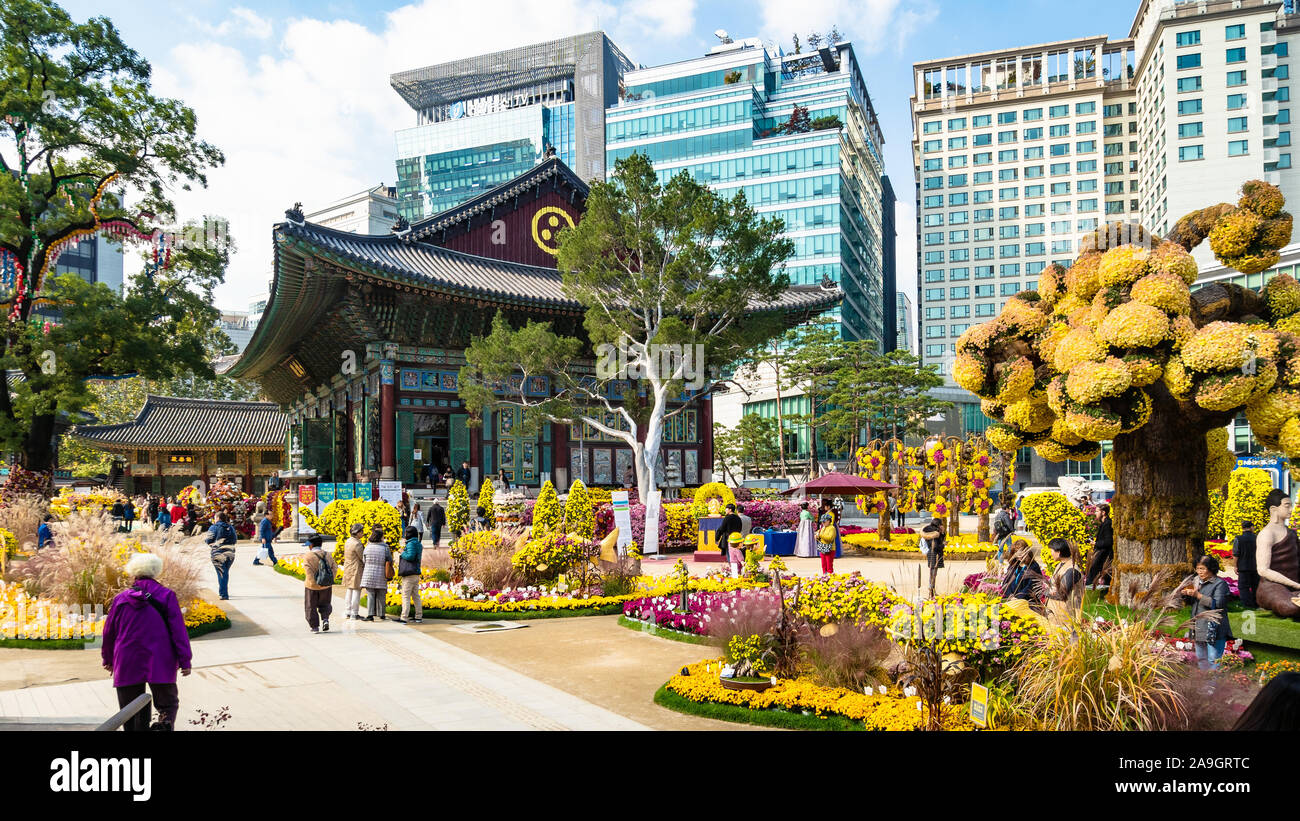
<box><xmin>413</xmin><ymin>412</ymin><xmax>450</xmax><ymax>484</ymax></box>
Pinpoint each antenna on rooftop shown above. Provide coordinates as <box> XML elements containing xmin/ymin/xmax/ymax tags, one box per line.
<box><xmin>714</xmin><ymin>29</ymin><xmax>733</xmax><ymax>44</ymax></box>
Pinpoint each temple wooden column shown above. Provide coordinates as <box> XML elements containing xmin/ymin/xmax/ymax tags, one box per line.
<box><xmin>379</xmin><ymin>360</ymin><xmax>396</xmax><ymax>480</ymax></box>
<box><xmin>700</xmin><ymin>395</ymin><xmax>714</xmax><ymax>484</ymax></box>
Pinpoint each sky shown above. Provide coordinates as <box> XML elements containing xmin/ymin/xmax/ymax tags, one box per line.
<box><xmin>60</xmin><ymin>0</ymin><xmax>1147</xmax><ymax>313</ymax></box>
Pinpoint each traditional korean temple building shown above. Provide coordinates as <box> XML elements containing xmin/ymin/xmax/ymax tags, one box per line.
<box><xmin>71</xmin><ymin>395</ymin><xmax>289</xmax><ymax>496</ymax></box>
<box><xmin>225</xmin><ymin>158</ymin><xmax>839</xmax><ymax>491</ymax></box>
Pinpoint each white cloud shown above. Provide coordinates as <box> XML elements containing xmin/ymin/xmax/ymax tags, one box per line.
<box><xmin>756</xmin><ymin>0</ymin><xmax>936</xmax><ymax>56</ymax></box>
<box><xmin>145</xmin><ymin>0</ymin><xmax>700</xmax><ymax>310</ymax></box>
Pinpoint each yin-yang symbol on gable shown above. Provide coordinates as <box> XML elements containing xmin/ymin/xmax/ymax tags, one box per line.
<box><xmin>531</xmin><ymin>206</ymin><xmax>575</xmax><ymax>255</ymax></box>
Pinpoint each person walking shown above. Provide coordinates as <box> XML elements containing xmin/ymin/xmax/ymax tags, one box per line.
<box><xmin>400</xmin><ymin>497</ymin><xmax>410</xmax><ymax>534</ymax></box>
<box><xmin>101</xmin><ymin>553</ymin><xmax>192</xmax><ymax>731</ymax></box>
<box><xmin>1233</xmin><ymin>520</ymin><xmax>1259</xmax><ymax>609</ymax></box>
<box><xmin>920</xmin><ymin>517</ymin><xmax>946</xmax><ymax>598</ymax></box>
<box><xmin>122</xmin><ymin>497</ymin><xmax>135</xmax><ymax>533</ymax></box>
<box><xmin>169</xmin><ymin>499</ymin><xmax>186</xmax><ymax>532</ymax></box>
<box><xmin>1180</xmin><ymin>554</ymin><xmax>1234</xmax><ymax>670</ymax></box>
<box><xmin>301</xmin><ymin>534</ymin><xmax>336</xmax><ymax>633</ymax></box>
<box><xmin>254</xmin><ymin>507</ymin><xmax>278</xmax><ymax>566</ymax></box>
<box><xmin>397</xmin><ymin>526</ymin><xmax>423</xmax><ymax>624</ymax></box>
<box><xmin>111</xmin><ymin>499</ymin><xmax>125</xmax><ymax>532</ymax></box>
<box><xmin>457</xmin><ymin>461</ymin><xmax>471</xmax><ymax>487</ymax></box>
<box><xmin>713</xmin><ymin>503</ymin><xmax>743</xmax><ymax>555</ymax></box>
<box><xmin>1086</xmin><ymin>505</ymin><xmax>1114</xmax><ymax>589</ymax></box>
<box><xmin>341</xmin><ymin>522</ymin><xmax>366</xmax><ymax>619</ymax></box>
<box><xmin>794</xmin><ymin>500</ymin><xmax>816</xmax><ymax>558</ymax></box>
<box><xmin>360</xmin><ymin>525</ymin><xmax>392</xmax><ymax>622</ymax></box>
<box><xmin>204</xmin><ymin>511</ymin><xmax>238</xmax><ymax>601</ymax></box>
<box><xmin>426</xmin><ymin>501</ymin><xmax>445</xmax><ymax>547</ymax></box>
<box><xmin>816</xmin><ymin>500</ymin><xmax>839</xmax><ymax>575</ymax></box>
<box><xmin>411</xmin><ymin>503</ymin><xmax>425</xmax><ymax>543</ymax></box>
<box><xmin>146</xmin><ymin>497</ymin><xmax>159</xmax><ymax>531</ymax></box>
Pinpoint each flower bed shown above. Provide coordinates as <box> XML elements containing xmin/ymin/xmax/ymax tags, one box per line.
<box><xmin>382</xmin><ymin>575</ymin><xmax>763</xmax><ymax>620</ymax></box>
<box><xmin>184</xmin><ymin>599</ymin><xmax>232</xmax><ymax>638</ymax></box>
<box><xmin>842</xmin><ymin>532</ymin><xmax>997</xmax><ymax>558</ymax></box>
<box><xmin>658</xmin><ymin>659</ymin><xmax>973</xmax><ymax>731</ymax></box>
<box><xmin>0</xmin><ymin>581</ymin><xmax>229</xmax><ymax>646</ymax></box>
<box><xmin>621</xmin><ymin>587</ymin><xmax>783</xmax><ymax>638</ymax></box>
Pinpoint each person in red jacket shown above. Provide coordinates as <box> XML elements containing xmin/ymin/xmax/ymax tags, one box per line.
<box><xmin>169</xmin><ymin>499</ymin><xmax>186</xmax><ymax>531</ymax></box>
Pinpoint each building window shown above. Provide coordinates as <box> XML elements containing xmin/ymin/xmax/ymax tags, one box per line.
<box><xmin>923</xmin><ymin>158</ymin><xmax>942</xmax><ymax>171</ymax></box>
<box><xmin>923</xmin><ymin>195</ymin><xmax>942</xmax><ymax>208</ymax></box>
<box><xmin>947</xmin><ymin>117</ymin><xmax>966</xmax><ymax>130</ymax></box>
<box><xmin>1076</xmin><ymin>121</ymin><xmax>1097</xmax><ymax>135</ymax></box>
<box><xmin>1226</xmin><ymin>70</ymin><xmax>1247</xmax><ymax>87</ymax></box>
<box><xmin>950</xmin><ymin>305</ymin><xmax>970</xmax><ymax>318</ymax></box>
<box><xmin>1176</xmin><ymin>31</ymin><xmax>1200</xmax><ymax>48</ymax></box>
<box><xmin>998</xmin><ymin>130</ymin><xmax>1017</xmax><ymax>143</ymax></box>
<box><xmin>1178</xmin><ymin>122</ymin><xmax>1203</xmax><ymax>138</ymax></box>
<box><xmin>948</xmin><ymin>136</ymin><xmax>967</xmax><ymax>150</ymax></box>
<box><xmin>1000</xmin><ymin>282</ymin><xmax>1020</xmax><ymax>296</ymax></box>
<box><xmin>975</xmin><ymin>303</ymin><xmax>997</xmax><ymax>316</ymax></box>
<box><xmin>1176</xmin><ymin>54</ymin><xmax>1201</xmax><ymax>70</ymax></box>
<box><xmin>975</xmin><ymin>265</ymin><xmax>994</xmax><ymax>278</ymax></box>
<box><xmin>1227</xmin><ymin>116</ymin><xmax>1248</xmax><ymax>133</ymax></box>
<box><xmin>925</xmin><ymin>344</ymin><xmax>945</xmax><ymax>358</ymax></box>
<box><xmin>924</xmin><ymin>288</ymin><xmax>944</xmax><ymax>302</ymax></box>
<box><xmin>1049</xmin><ymin>124</ymin><xmax>1070</xmax><ymax>138</ymax></box>
<box><xmin>1226</xmin><ymin>47</ymin><xmax>1247</xmax><ymax>64</ymax></box>
<box><xmin>1049</xmin><ymin>104</ymin><xmax>1068</xmax><ymax>118</ymax></box>
<box><xmin>922</xmin><ymin>121</ymin><xmax>941</xmax><ymax>134</ymax></box>
<box><xmin>1280</xmin><ymin>87</ymin><xmax>1292</xmax><ymax>102</ymax></box>
<box><xmin>1023</xmin><ymin>108</ymin><xmax>1043</xmax><ymax>121</ymax></box>
<box><xmin>136</xmin><ymin>450</ymin><xmax>150</xmax><ymax>465</ymax></box>
<box><xmin>998</xmin><ymin>111</ymin><xmax>1017</xmax><ymax>124</ymax></box>
<box><xmin>261</xmin><ymin>450</ymin><xmax>280</xmax><ymax>465</ymax></box>
<box><xmin>926</xmin><ymin>326</ymin><xmax>945</xmax><ymax>339</ymax></box>
<box><xmin>1177</xmin><ymin>76</ymin><xmax>1202</xmax><ymax>93</ymax></box>
<box><xmin>1279</xmin><ymin>153</ymin><xmax>1292</xmax><ymax>169</ymax></box>
<box><xmin>923</xmin><ymin>139</ymin><xmax>942</xmax><ymax>152</ymax></box>
<box><xmin>1178</xmin><ymin>99</ymin><xmax>1203</xmax><ymax>115</ymax></box>
<box><xmin>1179</xmin><ymin>144</ymin><xmax>1204</xmax><ymax>161</ymax></box>
<box><xmin>950</xmin><ymin>286</ymin><xmax>970</xmax><ymax>299</ymax></box>
<box><xmin>1024</xmin><ymin>127</ymin><xmax>1043</xmax><ymax>140</ymax></box>
<box><xmin>1228</xmin><ymin>140</ymin><xmax>1249</xmax><ymax>156</ymax></box>
<box><xmin>974</xmin><ymin>284</ymin><xmax>995</xmax><ymax>297</ymax></box>
<box><xmin>925</xmin><ymin>307</ymin><xmax>946</xmax><ymax>319</ymax></box>
<box><xmin>1228</xmin><ymin>94</ymin><xmax>1247</xmax><ymax>110</ymax></box>
<box><xmin>925</xmin><ymin>269</ymin><xmax>945</xmax><ymax>282</ymax></box>
<box><xmin>1076</xmin><ymin>140</ymin><xmax>1096</xmax><ymax>153</ymax></box>
<box><xmin>949</xmin><ymin>267</ymin><xmax>970</xmax><ymax>280</ymax></box>
<box><xmin>1225</xmin><ymin>24</ymin><xmax>1245</xmax><ymax>41</ymax></box>
<box><xmin>949</xmin><ymin>174</ymin><xmax>967</xmax><ymax>187</ymax></box>
<box><xmin>948</xmin><ymin>155</ymin><xmax>968</xmax><ymax>168</ymax></box>
<box><xmin>1023</xmin><ymin>146</ymin><xmax>1044</xmax><ymax>160</ymax></box>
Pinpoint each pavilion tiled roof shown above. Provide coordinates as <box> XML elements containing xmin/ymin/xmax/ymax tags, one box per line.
<box><xmin>271</xmin><ymin>219</ymin><xmax>845</xmax><ymax>315</ymax></box>
<box><xmin>71</xmin><ymin>395</ymin><xmax>288</xmax><ymax>450</ymax></box>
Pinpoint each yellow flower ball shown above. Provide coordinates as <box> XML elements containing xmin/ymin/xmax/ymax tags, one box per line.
<box><xmin>1147</xmin><ymin>241</ymin><xmax>1200</xmax><ymax>286</ymax></box>
<box><xmin>1098</xmin><ymin>246</ymin><xmax>1151</xmax><ymax>288</ymax></box>
<box><xmin>1050</xmin><ymin>418</ymin><xmax>1083</xmax><ymax>446</ymax></box>
<box><xmin>1241</xmin><ymin>180</ymin><xmax>1286</xmax><ymax>218</ymax></box>
<box><xmin>953</xmin><ymin>351</ymin><xmax>990</xmax><ymax>395</ymax></box>
<box><xmin>1036</xmin><ymin>319</ymin><xmax>1072</xmax><ymax>368</ymax></box>
<box><xmin>1181</xmin><ymin>321</ymin><xmax>1265</xmax><ymax>373</ymax></box>
<box><xmin>980</xmin><ymin>397</ymin><xmax>1006</xmax><ymax>420</ymax></box>
<box><xmin>1046</xmin><ymin>376</ymin><xmax>1069</xmax><ymax>416</ymax></box>
<box><xmin>1164</xmin><ymin>356</ymin><xmax>1193</xmax><ymax>398</ymax></box>
<box><xmin>1037</xmin><ymin>263</ymin><xmax>1067</xmax><ymax>307</ymax></box>
<box><xmin>1002</xmin><ymin>295</ymin><xmax>1050</xmax><ymax>335</ymax></box>
<box><xmin>1280</xmin><ymin>417</ymin><xmax>1300</xmax><ymax>459</ymax></box>
<box><xmin>1053</xmin><ymin>293</ymin><xmax>1090</xmax><ymax>321</ymax></box>
<box><xmin>1195</xmin><ymin>372</ymin><xmax>1257</xmax><ymax>412</ymax></box>
<box><xmin>1209</xmin><ymin>209</ymin><xmax>1263</xmax><ymax>260</ymax></box>
<box><xmin>1102</xmin><ymin>451</ymin><xmax>1115</xmax><ymax>481</ymax></box>
<box><xmin>1066</xmin><ymin>404</ymin><xmax>1123</xmax><ymax>441</ymax></box>
<box><xmin>1170</xmin><ymin>315</ymin><xmax>1197</xmax><ymax>350</ymax></box>
<box><xmin>956</xmin><ymin>321</ymin><xmax>1001</xmax><ymax>354</ymax></box>
<box><xmin>1064</xmin><ymin>252</ymin><xmax>1104</xmax><ymax>301</ymax></box>
<box><xmin>993</xmin><ymin>356</ymin><xmax>1036</xmax><ymax>404</ymax></box>
<box><xmin>1066</xmin><ymin>356</ymin><xmax>1132</xmax><ymax>405</ymax></box>
<box><xmin>1130</xmin><ymin>272</ymin><xmax>1192</xmax><ymax>316</ymax></box>
<box><xmin>1097</xmin><ymin>301</ymin><xmax>1171</xmax><ymax>349</ymax></box>
<box><xmin>1121</xmin><ymin>351</ymin><xmax>1165</xmax><ymax>387</ymax></box>
<box><xmin>986</xmin><ymin>423</ymin><xmax>1025</xmax><ymax>453</ymax></box>
<box><xmin>1035</xmin><ymin>439</ymin><xmax>1073</xmax><ymax>463</ymax></box>
<box><xmin>1246</xmin><ymin>387</ymin><xmax>1300</xmax><ymax>436</ymax></box>
<box><xmin>1054</xmin><ymin>326</ymin><xmax>1107</xmax><ymax>372</ymax></box>
<box><xmin>1266</xmin><ymin>273</ymin><xmax>1300</xmax><ymax>320</ymax></box>
<box><xmin>1004</xmin><ymin>398</ymin><xmax>1055</xmax><ymax>433</ymax></box>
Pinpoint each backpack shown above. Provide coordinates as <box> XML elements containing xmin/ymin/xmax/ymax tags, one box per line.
<box><xmin>312</xmin><ymin>550</ymin><xmax>335</xmax><ymax>586</ymax></box>
<box><xmin>993</xmin><ymin>510</ymin><xmax>1012</xmax><ymax>539</ymax></box>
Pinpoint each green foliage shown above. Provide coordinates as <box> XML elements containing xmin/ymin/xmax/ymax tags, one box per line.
<box><xmin>477</xmin><ymin>476</ymin><xmax>496</xmax><ymax>526</ymax></box>
<box><xmin>810</xmin><ymin>115</ymin><xmax>842</xmax><ymax>131</ymax></box>
<box><xmin>0</xmin><ymin>1</ymin><xmax>224</xmax><ymax>469</ymax></box>
<box><xmin>1225</xmin><ymin>467</ymin><xmax>1273</xmax><ymax>541</ymax></box>
<box><xmin>532</xmin><ymin>480</ymin><xmax>560</xmax><ymax>535</ymax></box>
<box><xmin>824</xmin><ymin>347</ymin><xmax>952</xmax><ymax>453</ymax></box>
<box><xmin>563</xmin><ymin>480</ymin><xmax>594</xmax><ymax>541</ymax></box>
<box><xmin>447</xmin><ymin>480</ymin><xmax>468</xmax><ymax>536</ymax></box>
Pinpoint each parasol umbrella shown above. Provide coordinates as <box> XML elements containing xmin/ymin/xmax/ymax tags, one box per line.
<box><xmin>781</xmin><ymin>472</ymin><xmax>897</xmax><ymax>497</ymax></box>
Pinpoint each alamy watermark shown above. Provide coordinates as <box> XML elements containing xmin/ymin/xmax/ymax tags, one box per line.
<box><xmin>595</xmin><ymin>343</ymin><xmax>708</xmax><ymax>390</ymax></box>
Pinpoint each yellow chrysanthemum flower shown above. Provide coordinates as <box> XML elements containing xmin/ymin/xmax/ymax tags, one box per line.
<box><xmin>1246</xmin><ymin>387</ymin><xmax>1300</xmax><ymax>436</ymax></box>
<box><xmin>1064</xmin><ymin>252</ymin><xmax>1104</xmax><ymax>300</ymax></box>
<box><xmin>1066</xmin><ymin>404</ymin><xmax>1123</xmax><ymax>441</ymax></box>
<box><xmin>1050</xmin><ymin>418</ymin><xmax>1083</xmax><ymax>446</ymax></box>
<box><xmin>1053</xmin><ymin>326</ymin><xmax>1106</xmax><ymax>372</ymax></box>
<box><xmin>1130</xmin><ymin>272</ymin><xmax>1192</xmax><ymax>316</ymax></box>
<box><xmin>993</xmin><ymin>356</ymin><xmax>1036</xmax><ymax>404</ymax></box>
<box><xmin>1181</xmin><ymin>321</ymin><xmax>1265</xmax><ymax>374</ymax></box>
<box><xmin>986</xmin><ymin>423</ymin><xmax>1025</xmax><ymax>453</ymax></box>
<box><xmin>1195</xmin><ymin>373</ymin><xmax>1257</xmax><ymax>412</ymax></box>
<box><xmin>1164</xmin><ymin>356</ymin><xmax>1193</xmax><ymax>398</ymax></box>
<box><xmin>1066</xmin><ymin>356</ymin><xmax>1132</xmax><ymax>405</ymax></box>
<box><xmin>1281</xmin><ymin>417</ymin><xmax>1300</xmax><ymax>458</ymax></box>
<box><xmin>1098</xmin><ymin>246</ymin><xmax>1151</xmax><ymax>288</ymax></box>
<box><xmin>1265</xmin><ymin>272</ymin><xmax>1300</xmax><ymax>319</ymax></box>
<box><xmin>952</xmin><ymin>351</ymin><xmax>989</xmax><ymax>395</ymax></box>
<box><xmin>1004</xmin><ymin>398</ymin><xmax>1055</xmax><ymax>433</ymax></box>
<box><xmin>1097</xmin><ymin>301</ymin><xmax>1171</xmax><ymax>349</ymax></box>
<box><xmin>1147</xmin><ymin>241</ymin><xmax>1199</xmax><ymax>286</ymax></box>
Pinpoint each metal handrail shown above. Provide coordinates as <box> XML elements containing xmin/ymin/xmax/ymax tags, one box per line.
<box><xmin>95</xmin><ymin>693</ymin><xmax>151</xmax><ymax>732</ymax></box>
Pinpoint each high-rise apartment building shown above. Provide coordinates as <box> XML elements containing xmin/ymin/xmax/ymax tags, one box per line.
<box><xmin>608</xmin><ymin>36</ymin><xmax>890</xmax><ymax>345</ymax></box>
<box><xmin>912</xmin><ymin>0</ymin><xmax>1300</xmax><ymax>478</ymax></box>
<box><xmin>390</xmin><ymin>33</ymin><xmax>633</xmax><ymax>222</ymax></box>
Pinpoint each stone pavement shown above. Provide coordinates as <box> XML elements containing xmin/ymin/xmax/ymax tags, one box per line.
<box><xmin>0</xmin><ymin>542</ymin><xmax>647</xmax><ymax>731</ymax></box>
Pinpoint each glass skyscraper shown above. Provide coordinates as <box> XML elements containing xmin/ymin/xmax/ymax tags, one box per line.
<box><xmin>390</xmin><ymin>32</ymin><xmax>632</xmax><ymax>222</ymax></box>
<box><xmin>605</xmin><ymin>37</ymin><xmax>891</xmax><ymax>344</ymax></box>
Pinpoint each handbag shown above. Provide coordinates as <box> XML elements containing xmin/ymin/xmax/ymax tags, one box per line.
<box><xmin>398</xmin><ymin>551</ymin><xmax>421</xmax><ymax>577</ymax></box>
<box><xmin>384</xmin><ymin>553</ymin><xmax>395</xmax><ymax>581</ymax></box>
<box><xmin>919</xmin><ymin>537</ymin><xmax>930</xmax><ymax>557</ymax></box>
<box><xmin>255</xmin><ymin>545</ymin><xmax>270</xmax><ymax>562</ymax></box>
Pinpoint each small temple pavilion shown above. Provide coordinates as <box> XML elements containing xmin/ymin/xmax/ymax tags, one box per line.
<box><xmin>71</xmin><ymin>395</ymin><xmax>289</xmax><ymax>496</ymax></box>
<box><xmin>225</xmin><ymin>158</ymin><xmax>840</xmax><ymax>491</ymax></box>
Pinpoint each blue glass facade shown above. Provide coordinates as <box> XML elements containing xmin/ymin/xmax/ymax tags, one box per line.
<box><xmin>606</xmin><ymin>41</ymin><xmax>890</xmax><ymax>345</ymax></box>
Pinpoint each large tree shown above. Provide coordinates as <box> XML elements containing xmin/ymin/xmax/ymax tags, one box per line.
<box><xmin>954</xmin><ymin>181</ymin><xmax>1300</xmax><ymax>605</ymax></box>
<box><xmin>459</xmin><ymin>153</ymin><xmax>798</xmax><ymax>529</ymax></box>
<box><xmin>0</xmin><ymin>0</ymin><xmax>224</xmax><ymax>476</ymax></box>
<box><xmin>781</xmin><ymin>315</ymin><xmax>845</xmax><ymax>476</ymax></box>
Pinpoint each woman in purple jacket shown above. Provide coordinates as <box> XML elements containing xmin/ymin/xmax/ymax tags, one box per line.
<box><xmin>101</xmin><ymin>553</ymin><xmax>193</xmax><ymax>731</ymax></box>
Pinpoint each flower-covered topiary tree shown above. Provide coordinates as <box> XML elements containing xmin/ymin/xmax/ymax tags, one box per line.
<box><xmin>954</xmin><ymin>180</ymin><xmax>1299</xmax><ymax>604</ymax></box>
<box><xmin>1223</xmin><ymin>467</ymin><xmax>1273</xmax><ymax>543</ymax></box>
<box><xmin>531</xmin><ymin>480</ymin><xmax>560</xmax><ymax>536</ymax></box>
<box><xmin>563</xmin><ymin>480</ymin><xmax>595</xmax><ymax>542</ymax></box>
<box><xmin>477</xmin><ymin>477</ymin><xmax>496</xmax><ymax>527</ymax></box>
<box><xmin>448</xmin><ymin>480</ymin><xmax>469</xmax><ymax>537</ymax></box>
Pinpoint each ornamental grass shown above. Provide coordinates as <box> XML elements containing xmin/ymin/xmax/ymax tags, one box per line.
<box><xmin>800</xmin><ymin>620</ymin><xmax>894</xmax><ymax>694</ymax></box>
<box><xmin>997</xmin><ymin>574</ymin><xmax>1190</xmax><ymax>731</ymax></box>
<box><xmin>464</xmin><ymin>528</ymin><xmax>524</xmax><ymax>590</ymax></box>
<box><xmin>0</xmin><ymin>494</ymin><xmax>48</xmax><ymax>553</ymax></box>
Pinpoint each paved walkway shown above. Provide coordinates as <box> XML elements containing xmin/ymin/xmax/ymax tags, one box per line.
<box><xmin>0</xmin><ymin>543</ymin><xmax>647</xmax><ymax>731</ymax></box>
